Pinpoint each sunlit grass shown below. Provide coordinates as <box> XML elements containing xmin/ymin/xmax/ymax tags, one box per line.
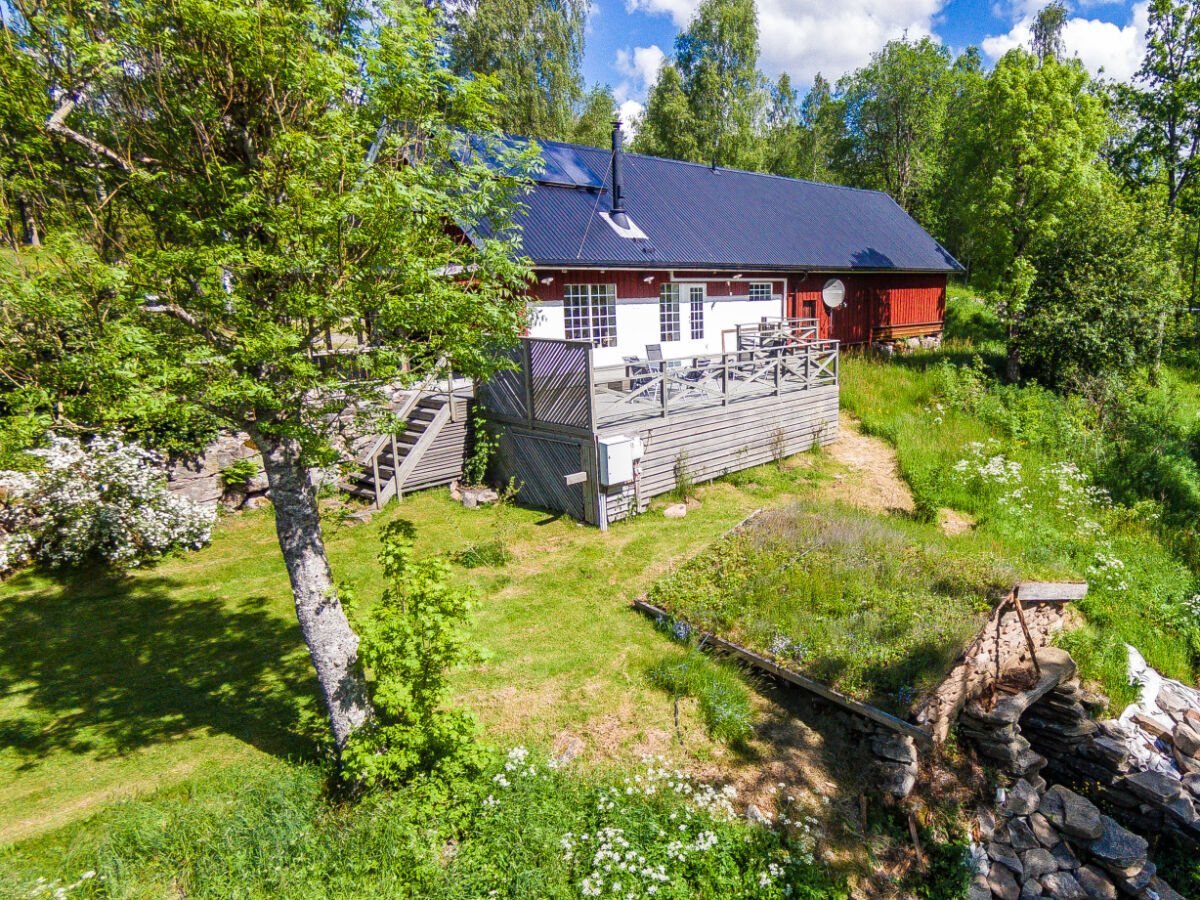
<box><xmin>0</xmin><ymin>460</ymin><xmax>828</xmax><ymax>843</ymax></box>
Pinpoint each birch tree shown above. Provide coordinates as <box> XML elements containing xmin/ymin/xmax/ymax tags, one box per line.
<box><xmin>0</xmin><ymin>0</ymin><xmax>533</xmax><ymax>753</ymax></box>
<box><xmin>952</xmin><ymin>50</ymin><xmax>1108</xmax><ymax>381</ymax></box>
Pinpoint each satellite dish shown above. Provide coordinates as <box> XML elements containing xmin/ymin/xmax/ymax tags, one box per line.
<box><xmin>821</xmin><ymin>278</ymin><xmax>846</xmax><ymax>309</ymax></box>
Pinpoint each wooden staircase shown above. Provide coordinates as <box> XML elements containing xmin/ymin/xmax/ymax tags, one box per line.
<box><xmin>344</xmin><ymin>389</ymin><xmax>470</xmax><ymax>508</ymax></box>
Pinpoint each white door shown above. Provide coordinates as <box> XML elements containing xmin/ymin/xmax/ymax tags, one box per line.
<box><xmin>686</xmin><ymin>284</ymin><xmax>706</xmax><ymax>342</ymax></box>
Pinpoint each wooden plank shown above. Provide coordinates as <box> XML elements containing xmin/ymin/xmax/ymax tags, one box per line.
<box><xmin>595</xmin><ymin>385</ymin><xmax>839</xmax><ymax>436</ymax></box>
<box><xmin>394</xmin><ymin>401</ymin><xmax>453</xmax><ymax>492</ymax></box>
<box><xmin>564</xmin><ymin>471</ymin><xmax>589</xmax><ymax>486</ymax></box>
<box><xmin>632</xmin><ymin>598</ymin><xmax>933</xmax><ymax>746</ymax></box>
<box><xmin>1016</xmin><ymin>581</ymin><xmax>1089</xmax><ymax>603</ymax></box>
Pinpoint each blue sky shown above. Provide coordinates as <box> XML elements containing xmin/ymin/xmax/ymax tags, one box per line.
<box><xmin>583</xmin><ymin>0</ymin><xmax>1150</xmax><ymax>125</ymax></box>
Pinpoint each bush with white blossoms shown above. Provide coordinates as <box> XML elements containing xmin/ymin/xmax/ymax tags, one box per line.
<box><xmin>0</xmin><ymin>434</ymin><xmax>213</xmax><ymax>571</ymax></box>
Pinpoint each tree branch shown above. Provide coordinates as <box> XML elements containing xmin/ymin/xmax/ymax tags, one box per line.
<box><xmin>46</xmin><ymin>95</ymin><xmax>159</xmax><ymax>172</ymax></box>
<box><xmin>140</xmin><ymin>301</ymin><xmax>236</xmax><ymax>344</ymax></box>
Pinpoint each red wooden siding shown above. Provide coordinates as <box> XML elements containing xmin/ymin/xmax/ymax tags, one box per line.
<box><xmin>787</xmin><ymin>273</ymin><xmax>946</xmax><ymax>345</ymax></box>
<box><xmin>525</xmin><ymin>268</ymin><xmax>945</xmax><ymax>345</ymax></box>
<box><xmin>529</xmin><ymin>269</ymin><xmax>787</xmax><ymax>303</ymax></box>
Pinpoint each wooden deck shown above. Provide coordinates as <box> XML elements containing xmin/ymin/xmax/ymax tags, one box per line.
<box><xmin>480</xmin><ymin>319</ymin><xmax>841</xmax><ymax>527</ymax></box>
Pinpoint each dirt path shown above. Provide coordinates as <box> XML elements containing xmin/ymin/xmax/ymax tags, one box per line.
<box><xmin>823</xmin><ymin>412</ymin><xmax>915</xmax><ymax>514</ymax></box>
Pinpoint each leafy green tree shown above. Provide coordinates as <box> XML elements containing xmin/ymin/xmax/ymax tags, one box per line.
<box><xmin>635</xmin><ymin>0</ymin><xmax>759</xmax><ymax>167</ymax></box>
<box><xmin>342</xmin><ymin>521</ymin><xmax>482</xmax><ymax>786</ymax></box>
<box><xmin>951</xmin><ymin>50</ymin><xmax>1109</xmax><ymax>380</ymax></box>
<box><xmin>675</xmin><ymin>0</ymin><xmax>759</xmax><ymax>166</ymax></box>
<box><xmin>1031</xmin><ymin>2</ymin><xmax>1068</xmax><ymax>66</ymax></box>
<box><xmin>761</xmin><ymin>73</ymin><xmax>801</xmax><ymax>176</ymax></box>
<box><xmin>797</xmin><ymin>73</ymin><xmax>842</xmax><ymax>183</ymax></box>
<box><xmin>631</xmin><ymin>64</ymin><xmax>699</xmax><ymax>161</ymax></box>
<box><xmin>1</xmin><ymin>0</ymin><xmax>532</xmax><ymax>753</ymax></box>
<box><xmin>572</xmin><ymin>84</ymin><xmax>617</xmax><ymax>147</ymax></box>
<box><xmin>1020</xmin><ymin>185</ymin><xmax>1181</xmax><ymax>385</ymax></box>
<box><xmin>447</xmin><ymin>0</ymin><xmax>589</xmax><ymax>142</ymax></box>
<box><xmin>930</xmin><ymin>47</ymin><xmax>988</xmax><ymax>257</ymax></box>
<box><xmin>1116</xmin><ymin>0</ymin><xmax>1200</xmax><ymax>213</ymax></box>
<box><xmin>835</xmin><ymin>37</ymin><xmax>953</xmax><ymax>217</ymax></box>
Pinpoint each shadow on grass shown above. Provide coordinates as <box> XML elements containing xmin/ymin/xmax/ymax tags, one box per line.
<box><xmin>0</xmin><ymin>569</ymin><xmax>318</xmax><ymax>768</ymax></box>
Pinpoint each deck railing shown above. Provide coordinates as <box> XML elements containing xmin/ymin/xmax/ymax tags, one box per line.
<box><xmin>592</xmin><ymin>339</ymin><xmax>838</xmax><ymax>427</ymax></box>
<box><xmin>479</xmin><ymin>322</ymin><xmax>838</xmax><ymax>435</ymax></box>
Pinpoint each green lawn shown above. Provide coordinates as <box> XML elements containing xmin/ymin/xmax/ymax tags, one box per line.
<box><xmin>647</xmin><ymin>500</ymin><xmax>1005</xmax><ymax>714</ymax></box>
<box><xmin>0</xmin><ymin>462</ymin><xmax>832</xmax><ymax>844</ymax></box>
<box><xmin>839</xmin><ymin>351</ymin><xmax>1199</xmax><ymax>705</ymax></box>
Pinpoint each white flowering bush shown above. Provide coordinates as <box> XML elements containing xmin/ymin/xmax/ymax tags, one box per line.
<box><xmin>0</xmin><ymin>434</ymin><xmax>212</xmax><ymax>571</ymax></box>
<box><xmin>948</xmin><ymin>441</ymin><xmax>1112</xmax><ymax>530</ymax></box>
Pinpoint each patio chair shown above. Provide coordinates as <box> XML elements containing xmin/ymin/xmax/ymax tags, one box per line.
<box><xmin>642</xmin><ymin>344</ymin><xmax>665</xmax><ymax>401</ymax></box>
<box><xmin>623</xmin><ymin>354</ymin><xmax>653</xmax><ymax>391</ymax></box>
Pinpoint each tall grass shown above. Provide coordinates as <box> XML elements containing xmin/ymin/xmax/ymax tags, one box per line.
<box><xmin>0</xmin><ymin>755</ymin><xmax>846</xmax><ymax>900</ymax></box>
<box><xmin>839</xmin><ymin>352</ymin><xmax>1200</xmax><ymax>703</ymax></box>
<box><xmin>647</xmin><ymin>649</ymin><xmax>755</xmax><ymax>744</ymax></box>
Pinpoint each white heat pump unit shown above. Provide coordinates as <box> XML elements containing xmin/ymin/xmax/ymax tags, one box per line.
<box><xmin>598</xmin><ymin>435</ymin><xmax>643</xmax><ymax>486</ymax></box>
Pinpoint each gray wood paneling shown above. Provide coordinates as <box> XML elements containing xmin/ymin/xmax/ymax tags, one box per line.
<box><xmin>492</xmin><ymin>429</ymin><xmax>593</xmax><ymax>523</ymax></box>
<box><xmin>602</xmin><ymin>386</ymin><xmax>838</xmax><ymax>523</ymax></box>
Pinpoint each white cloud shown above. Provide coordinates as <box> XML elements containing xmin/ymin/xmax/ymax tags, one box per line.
<box><xmin>625</xmin><ymin>0</ymin><xmax>947</xmax><ymax>84</ymax></box>
<box><xmin>619</xmin><ymin>99</ymin><xmax>646</xmax><ymax>133</ymax></box>
<box><xmin>982</xmin><ymin>2</ymin><xmax>1149</xmax><ymax>83</ymax></box>
<box><xmin>614</xmin><ymin>44</ymin><xmax>667</xmax><ymax>103</ymax></box>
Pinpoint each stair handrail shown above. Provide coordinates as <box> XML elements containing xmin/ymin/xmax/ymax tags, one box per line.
<box><xmin>362</xmin><ymin>357</ymin><xmax>450</xmax><ymax>505</ymax></box>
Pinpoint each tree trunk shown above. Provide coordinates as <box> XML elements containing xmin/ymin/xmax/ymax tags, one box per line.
<box><xmin>1006</xmin><ymin>326</ymin><xmax>1021</xmax><ymax>384</ymax></box>
<box><xmin>250</xmin><ymin>426</ymin><xmax>371</xmax><ymax>751</ymax></box>
<box><xmin>1149</xmin><ymin>311</ymin><xmax>1166</xmax><ymax>387</ymax></box>
<box><xmin>18</xmin><ymin>197</ymin><xmax>40</xmax><ymax>248</ymax></box>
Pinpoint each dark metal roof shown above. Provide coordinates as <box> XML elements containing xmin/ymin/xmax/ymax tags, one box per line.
<box><xmin>475</xmin><ymin>137</ymin><xmax>963</xmax><ymax>273</ymax></box>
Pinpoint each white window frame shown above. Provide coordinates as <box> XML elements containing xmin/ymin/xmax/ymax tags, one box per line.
<box><xmin>563</xmin><ymin>284</ymin><xmax>617</xmax><ymax>347</ymax></box>
<box><xmin>749</xmin><ymin>282</ymin><xmax>774</xmax><ymax>300</ymax></box>
<box><xmin>688</xmin><ymin>284</ymin><xmax>705</xmax><ymax>340</ymax></box>
<box><xmin>659</xmin><ymin>284</ymin><xmax>681</xmax><ymax>342</ymax></box>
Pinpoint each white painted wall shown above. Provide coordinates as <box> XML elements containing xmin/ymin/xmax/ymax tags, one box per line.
<box><xmin>527</xmin><ymin>288</ymin><xmax>786</xmax><ymax>369</ymax></box>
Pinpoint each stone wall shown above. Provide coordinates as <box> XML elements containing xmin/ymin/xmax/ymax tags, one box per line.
<box><xmin>915</xmin><ymin>599</ymin><xmax>1071</xmax><ymax>744</ymax></box>
<box><xmin>970</xmin><ymin>778</ymin><xmax>1183</xmax><ymax>900</ymax></box>
<box><xmin>166</xmin><ymin>432</ymin><xmax>341</xmax><ymax>512</ymax></box>
<box><xmin>167</xmin><ymin>433</ymin><xmax>264</xmax><ymax>511</ymax></box>
<box><xmin>946</xmin><ymin>640</ymin><xmax>1200</xmax><ymax>898</ymax></box>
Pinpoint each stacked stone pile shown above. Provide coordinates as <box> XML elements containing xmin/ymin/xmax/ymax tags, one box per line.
<box><xmin>823</xmin><ymin>711</ymin><xmax>924</xmax><ymax>799</ymax></box>
<box><xmin>870</xmin><ymin>730</ymin><xmax>920</xmax><ymax>799</ymax></box>
<box><xmin>1031</xmin><ymin>649</ymin><xmax>1200</xmax><ymax>847</ymax></box>
<box><xmin>958</xmin><ymin>648</ymin><xmax>1087</xmax><ymax>780</ymax></box>
<box><xmin>970</xmin><ymin>780</ymin><xmax>1183</xmax><ymax>900</ymax></box>
<box><xmin>916</xmin><ymin>600</ymin><xmax>1069</xmax><ymax>744</ymax></box>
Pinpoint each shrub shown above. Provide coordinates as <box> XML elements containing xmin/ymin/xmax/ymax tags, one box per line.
<box><xmin>0</xmin><ymin>434</ymin><xmax>213</xmax><ymax>571</ymax></box>
<box><xmin>648</xmin><ymin>646</ymin><xmax>755</xmax><ymax>745</ymax></box>
<box><xmin>219</xmin><ymin>458</ymin><xmax>259</xmax><ymax>489</ymax></box>
<box><xmin>671</xmin><ymin>451</ymin><xmax>696</xmax><ymax>502</ymax></box>
<box><xmin>343</xmin><ymin>521</ymin><xmax>482</xmax><ymax>788</ymax></box>
<box><xmin>462</xmin><ymin>412</ymin><xmax>496</xmax><ymax>487</ymax></box>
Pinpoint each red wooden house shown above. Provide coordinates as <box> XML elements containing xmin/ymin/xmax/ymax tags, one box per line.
<box><xmin>479</xmin><ymin>124</ymin><xmax>961</xmax><ymax>358</ymax></box>
<box><xmin>349</xmin><ymin>127</ymin><xmax>961</xmax><ymax>524</ymax></box>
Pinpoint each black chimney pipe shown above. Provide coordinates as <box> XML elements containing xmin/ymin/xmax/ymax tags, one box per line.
<box><xmin>610</xmin><ymin>119</ymin><xmax>630</xmax><ymax>229</ymax></box>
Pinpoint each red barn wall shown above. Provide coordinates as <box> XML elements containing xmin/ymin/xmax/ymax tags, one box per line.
<box><xmin>787</xmin><ymin>273</ymin><xmax>946</xmax><ymax>345</ymax></box>
<box><xmin>529</xmin><ymin>269</ymin><xmax>788</xmax><ymax>302</ymax></box>
<box><xmin>524</xmin><ymin>268</ymin><xmax>946</xmax><ymax>347</ymax></box>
